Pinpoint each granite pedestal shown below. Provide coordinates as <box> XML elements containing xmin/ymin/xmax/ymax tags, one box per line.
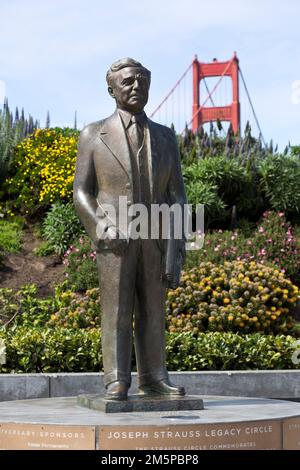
<box><xmin>0</xmin><ymin>396</ymin><xmax>300</xmax><ymax>450</ymax></box>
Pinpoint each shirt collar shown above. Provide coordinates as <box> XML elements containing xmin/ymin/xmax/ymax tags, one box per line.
<box><xmin>118</xmin><ymin>109</ymin><xmax>147</xmax><ymax>129</ymax></box>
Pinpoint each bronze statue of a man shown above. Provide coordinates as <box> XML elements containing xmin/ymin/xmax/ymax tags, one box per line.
<box><xmin>74</xmin><ymin>58</ymin><xmax>187</xmax><ymax>400</ymax></box>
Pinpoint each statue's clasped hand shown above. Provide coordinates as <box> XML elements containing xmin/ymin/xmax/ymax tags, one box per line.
<box><xmin>100</xmin><ymin>226</ymin><xmax>128</xmax><ymax>255</ymax></box>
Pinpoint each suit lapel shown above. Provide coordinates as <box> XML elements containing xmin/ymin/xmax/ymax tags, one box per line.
<box><xmin>99</xmin><ymin>111</ymin><xmax>131</xmax><ymax>179</ymax></box>
<box><xmin>99</xmin><ymin>113</ymin><xmax>162</xmax><ymax>200</ymax></box>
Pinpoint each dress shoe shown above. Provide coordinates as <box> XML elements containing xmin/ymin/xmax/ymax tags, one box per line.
<box><xmin>105</xmin><ymin>381</ymin><xmax>128</xmax><ymax>400</ymax></box>
<box><xmin>139</xmin><ymin>380</ymin><xmax>185</xmax><ymax>396</ymax></box>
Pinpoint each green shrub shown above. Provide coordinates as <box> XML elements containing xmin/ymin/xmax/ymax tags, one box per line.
<box><xmin>184</xmin><ymin>178</ymin><xmax>226</xmax><ymax>225</ymax></box>
<box><xmin>0</xmin><ymin>328</ymin><xmax>298</xmax><ymax>372</ymax></box>
<box><xmin>166</xmin><ymin>261</ymin><xmax>299</xmax><ymax>335</ymax></box>
<box><xmin>34</xmin><ymin>240</ymin><xmax>56</xmax><ymax>257</ymax></box>
<box><xmin>0</xmin><ymin>284</ymin><xmax>55</xmax><ymax>328</ymax></box>
<box><xmin>183</xmin><ymin>156</ymin><xmax>261</xmax><ymax>226</ymax></box>
<box><xmin>184</xmin><ymin>156</ymin><xmax>248</xmax><ymax>204</ymax></box>
<box><xmin>0</xmin><ymin>217</ymin><xmax>24</xmax><ymax>255</ymax></box>
<box><xmin>0</xmin><ymin>327</ymin><xmax>101</xmax><ymax>372</ymax></box>
<box><xmin>4</xmin><ymin>127</ymin><xmax>79</xmax><ymax>216</ymax></box>
<box><xmin>259</xmin><ymin>155</ymin><xmax>300</xmax><ymax>216</ymax></box>
<box><xmin>41</xmin><ymin>202</ymin><xmax>84</xmax><ymax>256</ymax></box>
<box><xmin>63</xmin><ymin>236</ymin><xmax>98</xmax><ymax>291</ymax></box>
<box><xmin>0</xmin><ymin>283</ymin><xmax>101</xmax><ymax>329</ymax></box>
<box><xmin>166</xmin><ymin>332</ymin><xmax>300</xmax><ymax>370</ymax></box>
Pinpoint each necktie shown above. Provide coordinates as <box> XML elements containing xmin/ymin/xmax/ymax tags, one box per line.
<box><xmin>128</xmin><ymin>115</ymin><xmax>144</xmax><ymax>151</ymax></box>
<box><xmin>127</xmin><ymin>114</ymin><xmax>151</xmax><ymax>206</ymax></box>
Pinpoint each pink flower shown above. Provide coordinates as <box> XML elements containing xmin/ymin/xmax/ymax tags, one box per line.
<box><xmin>278</xmin><ymin>212</ymin><xmax>284</xmax><ymax>217</ymax></box>
<box><xmin>267</xmin><ymin>238</ymin><xmax>273</xmax><ymax>243</ymax></box>
<box><xmin>258</xmin><ymin>227</ymin><xmax>264</xmax><ymax>233</ymax></box>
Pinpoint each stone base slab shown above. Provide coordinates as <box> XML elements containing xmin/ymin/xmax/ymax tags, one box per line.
<box><xmin>77</xmin><ymin>394</ymin><xmax>204</xmax><ymax>413</ymax></box>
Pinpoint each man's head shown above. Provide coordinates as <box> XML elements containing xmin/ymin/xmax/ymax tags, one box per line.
<box><xmin>106</xmin><ymin>58</ymin><xmax>151</xmax><ymax>114</ymax></box>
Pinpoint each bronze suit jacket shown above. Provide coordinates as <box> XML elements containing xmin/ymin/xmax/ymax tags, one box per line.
<box><xmin>73</xmin><ymin>110</ymin><xmax>187</xmax><ymax>253</ymax></box>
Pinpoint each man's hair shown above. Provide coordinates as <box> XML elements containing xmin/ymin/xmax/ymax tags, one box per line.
<box><xmin>106</xmin><ymin>57</ymin><xmax>151</xmax><ymax>87</ymax></box>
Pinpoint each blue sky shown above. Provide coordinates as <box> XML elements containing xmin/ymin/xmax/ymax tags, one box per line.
<box><xmin>1</xmin><ymin>0</ymin><xmax>300</xmax><ymax>149</ymax></box>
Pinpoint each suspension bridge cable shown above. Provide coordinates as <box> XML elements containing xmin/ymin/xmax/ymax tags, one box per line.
<box><xmin>150</xmin><ymin>62</ymin><xmax>193</xmax><ymax>118</ymax></box>
<box><xmin>177</xmin><ymin>81</ymin><xmax>180</xmax><ymax>132</ymax></box>
<box><xmin>238</xmin><ymin>66</ymin><xmax>266</xmax><ymax>147</ymax></box>
<box><xmin>203</xmin><ymin>78</ymin><xmax>216</xmax><ymax>107</ymax></box>
<box><xmin>183</xmin><ymin>71</ymin><xmax>187</xmax><ymax>127</ymax></box>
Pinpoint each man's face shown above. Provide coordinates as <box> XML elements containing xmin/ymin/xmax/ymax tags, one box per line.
<box><xmin>108</xmin><ymin>67</ymin><xmax>150</xmax><ymax>113</ymax></box>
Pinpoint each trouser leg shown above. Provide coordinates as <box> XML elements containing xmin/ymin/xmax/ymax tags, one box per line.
<box><xmin>97</xmin><ymin>241</ymin><xmax>138</xmax><ymax>387</ymax></box>
<box><xmin>134</xmin><ymin>239</ymin><xmax>169</xmax><ymax>386</ymax></box>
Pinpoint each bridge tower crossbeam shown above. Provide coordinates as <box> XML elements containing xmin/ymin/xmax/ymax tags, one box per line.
<box><xmin>192</xmin><ymin>52</ymin><xmax>240</xmax><ymax>134</ymax></box>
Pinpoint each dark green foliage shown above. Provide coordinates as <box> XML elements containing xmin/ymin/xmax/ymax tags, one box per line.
<box><xmin>290</xmin><ymin>145</ymin><xmax>300</xmax><ymax>157</ymax></box>
<box><xmin>0</xmin><ymin>217</ymin><xmax>24</xmax><ymax>263</ymax></box>
<box><xmin>259</xmin><ymin>155</ymin><xmax>300</xmax><ymax>217</ymax></box>
<box><xmin>0</xmin><ymin>328</ymin><xmax>298</xmax><ymax>372</ymax></box>
<box><xmin>179</xmin><ymin>123</ymin><xmax>300</xmax><ymax>226</ymax></box>
<box><xmin>0</xmin><ymin>327</ymin><xmax>101</xmax><ymax>372</ymax></box>
<box><xmin>184</xmin><ymin>178</ymin><xmax>226</xmax><ymax>225</ymax></box>
<box><xmin>166</xmin><ymin>332</ymin><xmax>300</xmax><ymax>371</ymax></box>
<box><xmin>42</xmin><ymin>202</ymin><xmax>84</xmax><ymax>256</ymax></box>
<box><xmin>63</xmin><ymin>235</ymin><xmax>98</xmax><ymax>291</ymax></box>
<box><xmin>183</xmin><ymin>156</ymin><xmax>252</xmax><ymax>226</ymax></box>
<box><xmin>0</xmin><ymin>284</ymin><xmax>54</xmax><ymax>328</ymax></box>
<box><xmin>0</xmin><ymin>283</ymin><xmax>101</xmax><ymax>329</ymax></box>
